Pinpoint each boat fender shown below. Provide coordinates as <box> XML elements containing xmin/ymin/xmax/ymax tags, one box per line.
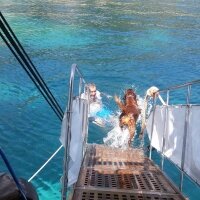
<box><xmin>0</xmin><ymin>172</ymin><xmax>39</xmax><ymax>200</ymax></box>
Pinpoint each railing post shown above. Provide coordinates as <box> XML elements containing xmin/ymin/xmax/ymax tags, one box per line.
<box><xmin>82</xmin><ymin>99</ymin><xmax>89</xmax><ymax>157</ymax></box>
<box><xmin>61</xmin><ymin>64</ymin><xmax>88</xmax><ymax>200</ymax></box>
<box><xmin>79</xmin><ymin>78</ymin><xmax>83</xmax><ymax>113</ymax></box>
<box><xmin>61</xmin><ymin>64</ymin><xmax>76</xmax><ymax>200</ymax></box>
<box><xmin>179</xmin><ymin>85</ymin><xmax>191</xmax><ymax>191</ymax></box>
<box><xmin>161</xmin><ymin>90</ymin><xmax>169</xmax><ymax>170</ymax></box>
<box><xmin>79</xmin><ymin>78</ymin><xmax>82</xmax><ymax>98</ymax></box>
<box><xmin>84</xmin><ymin>85</ymin><xmax>90</xmax><ymax>154</ymax></box>
<box><xmin>149</xmin><ymin>97</ymin><xmax>157</xmax><ymax>160</ymax></box>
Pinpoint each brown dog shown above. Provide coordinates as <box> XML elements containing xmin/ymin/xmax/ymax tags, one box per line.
<box><xmin>115</xmin><ymin>89</ymin><xmax>140</xmax><ymax>146</ymax></box>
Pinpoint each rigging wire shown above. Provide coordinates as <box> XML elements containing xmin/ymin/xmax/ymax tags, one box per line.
<box><xmin>0</xmin><ymin>12</ymin><xmax>66</xmax><ymax>182</ymax></box>
<box><xmin>0</xmin><ymin>12</ymin><xmax>64</xmax><ymax>121</ymax></box>
<box><xmin>28</xmin><ymin>145</ymin><xmax>63</xmax><ymax>182</ymax></box>
<box><xmin>0</xmin><ymin>32</ymin><xmax>63</xmax><ymax>121</ymax></box>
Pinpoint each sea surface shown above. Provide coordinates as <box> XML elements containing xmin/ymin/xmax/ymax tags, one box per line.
<box><xmin>0</xmin><ymin>0</ymin><xmax>200</xmax><ymax>199</ymax></box>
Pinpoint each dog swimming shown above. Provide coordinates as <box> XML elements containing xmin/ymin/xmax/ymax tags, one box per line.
<box><xmin>114</xmin><ymin>89</ymin><xmax>141</xmax><ymax>146</ymax></box>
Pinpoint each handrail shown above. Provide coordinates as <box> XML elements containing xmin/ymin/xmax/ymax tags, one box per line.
<box><xmin>61</xmin><ymin>64</ymin><xmax>87</xmax><ymax>200</ymax></box>
<box><xmin>158</xmin><ymin>79</ymin><xmax>200</xmax><ymax>93</ymax></box>
<box><xmin>149</xmin><ymin>79</ymin><xmax>200</xmax><ymax>192</ymax></box>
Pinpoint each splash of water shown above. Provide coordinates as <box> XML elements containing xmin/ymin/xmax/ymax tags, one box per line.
<box><xmin>103</xmin><ymin>95</ymin><xmax>152</xmax><ymax>149</ymax></box>
<box><xmin>103</xmin><ymin>116</ymin><xmax>130</xmax><ymax>149</ymax></box>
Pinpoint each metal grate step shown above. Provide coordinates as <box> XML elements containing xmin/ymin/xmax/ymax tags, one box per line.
<box><xmin>77</xmin><ymin>168</ymin><xmax>175</xmax><ymax>193</ymax></box>
<box><xmin>73</xmin><ymin>189</ymin><xmax>184</xmax><ymax>200</ymax></box>
<box><xmin>85</xmin><ymin>156</ymin><xmax>157</xmax><ymax>171</ymax></box>
<box><xmin>71</xmin><ymin>144</ymin><xmax>186</xmax><ymax>200</ymax></box>
<box><xmin>83</xmin><ymin>145</ymin><xmax>155</xmax><ymax>170</ymax></box>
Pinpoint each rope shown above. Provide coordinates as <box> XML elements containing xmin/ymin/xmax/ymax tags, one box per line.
<box><xmin>28</xmin><ymin>145</ymin><xmax>63</xmax><ymax>182</ymax></box>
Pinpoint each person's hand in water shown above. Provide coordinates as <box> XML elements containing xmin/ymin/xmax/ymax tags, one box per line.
<box><xmin>106</xmin><ymin>94</ymin><xmax>112</xmax><ymax>99</ymax></box>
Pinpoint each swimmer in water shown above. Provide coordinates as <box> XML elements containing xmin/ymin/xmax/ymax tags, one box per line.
<box><xmin>81</xmin><ymin>83</ymin><xmax>104</xmax><ymax>126</ymax></box>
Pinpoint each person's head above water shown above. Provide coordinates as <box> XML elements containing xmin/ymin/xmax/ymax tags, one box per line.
<box><xmin>83</xmin><ymin>83</ymin><xmax>101</xmax><ymax>103</ymax></box>
<box><xmin>88</xmin><ymin>83</ymin><xmax>97</xmax><ymax>99</ymax></box>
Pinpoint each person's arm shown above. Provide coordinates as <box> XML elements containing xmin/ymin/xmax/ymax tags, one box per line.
<box><xmin>100</xmin><ymin>92</ymin><xmax>112</xmax><ymax>99</ymax></box>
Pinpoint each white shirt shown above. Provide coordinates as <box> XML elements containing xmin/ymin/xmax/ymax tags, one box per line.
<box><xmin>81</xmin><ymin>90</ymin><xmax>102</xmax><ymax>117</ymax></box>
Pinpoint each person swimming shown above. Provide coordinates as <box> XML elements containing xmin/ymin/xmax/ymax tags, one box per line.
<box><xmin>81</xmin><ymin>83</ymin><xmax>101</xmax><ymax>102</ymax></box>
<box><xmin>81</xmin><ymin>83</ymin><xmax>113</xmax><ymax>127</ymax></box>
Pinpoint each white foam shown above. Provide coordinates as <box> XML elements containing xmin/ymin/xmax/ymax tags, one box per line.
<box><xmin>89</xmin><ymin>102</ymin><xmax>102</xmax><ymax>117</ymax></box>
<box><xmin>103</xmin><ymin>116</ymin><xmax>129</xmax><ymax>149</ymax></box>
<box><xmin>103</xmin><ymin>95</ymin><xmax>146</xmax><ymax>149</ymax></box>
<box><xmin>103</xmin><ymin>125</ymin><xmax>130</xmax><ymax>149</ymax></box>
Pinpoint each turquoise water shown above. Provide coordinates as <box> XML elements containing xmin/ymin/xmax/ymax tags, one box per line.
<box><xmin>1</xmin><ymin>0</ymin><xmax>200</xmax><ymax>199</ymax></box>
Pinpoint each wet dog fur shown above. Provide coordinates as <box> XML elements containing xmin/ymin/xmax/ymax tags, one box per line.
<box><xmin>115</xmin><ymin>89</ymin><xmax>140</xmax><ymax>146</ymax></box>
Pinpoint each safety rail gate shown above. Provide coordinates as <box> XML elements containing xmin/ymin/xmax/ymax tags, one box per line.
<box><xmin>71</xmin><ymin>144</ymin><xmax>186</xmax><ymax>200</ymax></box>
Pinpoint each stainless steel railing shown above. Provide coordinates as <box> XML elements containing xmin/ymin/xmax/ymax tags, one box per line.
<box><xmin>159</xmin><ymin>79</ymin><xmax>200</xmax><ymax>93</ymax></box>
<box><xmin>61</xmin><ymin>64</ymin><xmax>89</xmax><ymax>200</ymax></box>
<box><xmin>149</xmin><ymin>79</ymin><xmax>200</xmax><ymax>191</ymax></box>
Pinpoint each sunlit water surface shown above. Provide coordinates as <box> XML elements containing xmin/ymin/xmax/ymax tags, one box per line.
<box><xmin>0</xmin><ymin>0</ymin><xmax>200</xmax><ymax>199</ymax></box>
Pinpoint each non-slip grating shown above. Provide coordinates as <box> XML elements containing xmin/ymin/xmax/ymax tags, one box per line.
<box><xmin>85</xmin><ymin>156</ymin><xmax>157</xmax><ymax>171</ymax></box>
<box><xmin>72</xmin><ymin>144</ymin><xmax>186</xmax><ymax>200</ymax></box>
<box><xmin>83</xmin><ymin>145</ymin><xmax>157</xmax><ymax>171</ymax></box>
<box><xmin>77</xmin><ymin>168</ymin><xmax>175</xmax><ymax>193</ymax></box>
<box><xmin>85</xmin><ymin>145</ymin><xmax>145</xmax><ymax>161</ymax></box>
<box><xmin>73</xmin><ymin>189</ymin><xmax>184</xmax><ymax>200</ymax></box>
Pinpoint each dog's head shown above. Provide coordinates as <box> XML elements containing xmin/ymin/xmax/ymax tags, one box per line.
<box><xmin>123</xmin><ymin>89</ymin><xmax>137</xmax><ymax>101</ymax></box>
